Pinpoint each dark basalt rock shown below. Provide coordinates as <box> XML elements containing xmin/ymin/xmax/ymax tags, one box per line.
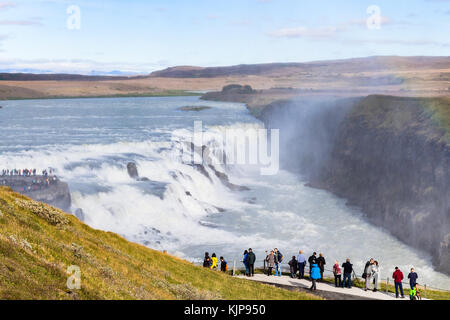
<box><xmin>127</xmin><ymin>162</ymin><xmax>151</xmax><ymax>181</ymax></box>
<box><xmin>178</xmin><ymin>106</ymin><xmax>212</xmax><ymax>112</ymax></box>
<box><xmin>127</xmin><ymin>162</ymin><xmax>139</xmax><ymax>179</ymax></box>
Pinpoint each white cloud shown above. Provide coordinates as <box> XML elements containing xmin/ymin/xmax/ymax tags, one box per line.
<box><xmin>0</xmin><ymin>20</ymin><xmax>42</xmax><ymax>26</ymax></box>
<box><xmin>0</xmin><ymin>58</ymin><xmax>170</xmax><ymax>74</ymax></box>
<box><xmin>266</xmin><ymin>15</ymin><xmax>406</xmax><ymax>40</ymax></box>
<box><xmin>267</xmin><ymin>26</ymin><xmax>340</xmax><ymax>38</ymax></box>
<box><xmin>345</xmin><ymin>16</ymin><xmax>393</xmax><ymax>27</ymax></box>
<box><xmin>343</xmin><ymin>38</ymin><xmax>450</xmax><ymax>47</ymax></box>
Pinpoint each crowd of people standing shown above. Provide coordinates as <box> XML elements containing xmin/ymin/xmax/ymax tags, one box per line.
<box><xmin>1</xmin><ymin>168</ymin><xmax>53</xmax><ymax>177</ymax></box>
<box><xmin>202</xmin><ymin>247</ymin><xmax>423</xmax><ymax>300</ymax></box>
<box><xmin>1</xmin><ymin>168</ymin><xmax>58</xmax><ymax>192</ymax></box>
<box><xmin>203</xmin><ymin>252</ymin><xmax>228</xmax><ymax>273</ymax></box>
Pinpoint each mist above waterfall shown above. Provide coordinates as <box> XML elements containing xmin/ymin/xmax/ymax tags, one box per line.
<box><xmin>259</xmin><ymin>96</ymin><xmax>359</xmax><ymax>181</ymax></box>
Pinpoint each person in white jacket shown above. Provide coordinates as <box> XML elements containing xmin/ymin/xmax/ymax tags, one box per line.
<box><xmin>364</xmin><ymin>258</ymin><xmax>374</xmax><ymax>291</ymax></box>
<box><xmin>371</xmin><ymin>261</ymin><xmax>380</xmax><ymax>292</ymax></box>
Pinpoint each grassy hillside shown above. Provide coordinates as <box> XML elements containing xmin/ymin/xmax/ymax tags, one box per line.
<box><xmin>0</xmin><ymin>187</ymin><xmax>319</xmax><ymax>300</ymax></box>
<box><xmin>421</xmin><ymin>96</ymin><xmax>450</xmax><ymax>143</ymax></box>
<box><xmin>349</xmin><ymin>95</ymin><xmax>450</xmax><ymax>145</ymax></box>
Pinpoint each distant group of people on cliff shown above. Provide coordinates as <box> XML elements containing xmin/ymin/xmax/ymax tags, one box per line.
<box><xmin>1</xmin><ymin>168</ymin><xmax>58</xmax><ymax>193</ymax></box>
<box><xmin>1</xmin><ymin>168</ymin><xmax>53</xmax><ymax>177</ymax></box>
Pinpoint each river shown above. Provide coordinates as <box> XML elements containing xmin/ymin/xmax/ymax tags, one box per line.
<box><xmin>0</xmin><ymin>96</ymin><xmax>449</xmax><ymax>289</ymax></box>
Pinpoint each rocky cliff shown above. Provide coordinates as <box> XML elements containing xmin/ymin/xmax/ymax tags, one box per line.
<box><xmin>258</xmin><ymin>95</ymin><xmax>450</xmax><ymax>275</ymax></box>
<box><xmin>0</xmin><ymin>176</ymin><xmax>71</xmax><ymax>211</ymax></box>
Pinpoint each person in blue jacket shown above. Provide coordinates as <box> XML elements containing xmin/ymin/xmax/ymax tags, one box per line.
<box><xmin>243</xmin><ymin>250</ymin><xmax>249</xmax><ymax>276</ymax></box>
<box><xmin>310</xmin><ymin>263</ymin><xmax>321</xmax><ymax>291</ymax></box>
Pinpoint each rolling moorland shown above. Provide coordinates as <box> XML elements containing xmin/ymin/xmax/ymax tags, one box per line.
<box><xmin>0</xmin><ymin>56</ymin><xmax>449</xmax><ymax>100</ymax></box>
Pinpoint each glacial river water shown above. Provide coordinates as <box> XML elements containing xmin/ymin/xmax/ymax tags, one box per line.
<box><xmin>0</xmin><ymin>96</ymin><xmax>449</xmax><ymax>289</ymax></box>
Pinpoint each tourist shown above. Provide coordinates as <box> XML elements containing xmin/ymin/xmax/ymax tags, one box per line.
<box><xmin>274</xmin><ymin>248</ymin><xmax>283</xmax><ymax>277</ymax></box>
<box><xmin>317</xmin><ymin>253</ymin><xmax>326</xmax><ymax>281</ymax></box>
<box><xmin>342</xmin><ymin>258</ymin><xmax>353</xmax><ymax>288</ymax></box>
<box><xmin>332</xmin><ymin>260</ymin><xmax>342</xmax><ymax>287</ymax></box>
<box><xmin>310</xmin><ymin>263</ymin><xmax>321</xmax><ymax>291</ymax></box>
<box><xmin>203</xmin><ymin>252</ymin><xmax>211</xmax><ymax>268</ymax></box>
<box><xmin>297</xmin><ymin>250</ymin><xmax>306</xmax><ymax>279</ymax></box>
<box><xmin>392</xmin><ymin>267</ymin><xmax>405</xmax><ymax>298</ymax></box>
<box><xmin>220</xmin><ymin>256</ymin><xmax>227</xmax><ymax>273</ymax></box>
<box><xmin>288</xmin><ymin>256</ymin><xmax>298</xmax><ymax>278</ymax></box>
<box><xmin>243</xmin><ymin>250</ymin><xmax>249</xmax><ymax>276</ymax></box>
<box><xmin>308</xmin><ymin>252</ymin><xmax>317</xmax><ymax>275</ymax></box>
<box><xmin>409</xmin><ymin>283</ymin><xmax>421</xmax><ymax>300</ymax></box>
<box><xmin>265</xmin><ymin>250</ymin><xmax>275</xmax><ymax>276</ymax></box>
<box><xmin>408</xmin><ymin>267</ymin><xmax>418</xmax><ymax>290</ymax></box>
<box><xmin>247</xmin><ymin>248</ymin><xmax>256</xmax><ymax>277</ymax></box>
<box><xmin>210</xmin><ymin>253</ymin><xmax>218</xmax><ymax>270</ymax></box>
<box><xmin>372</xmin><ymin>261</ymin><xmax>380</xmax><ymax>292</ymax></box>
<box><xmin>363</xmin><ymin>258</ymin><xmax>374</xmax><ymax>291</ymax></box>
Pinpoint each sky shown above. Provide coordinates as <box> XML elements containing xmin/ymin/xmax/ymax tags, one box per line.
<box><xmin>0</xmin><ymin>0</ymin><xmax>449</xmax><ymax>74</ymax></box>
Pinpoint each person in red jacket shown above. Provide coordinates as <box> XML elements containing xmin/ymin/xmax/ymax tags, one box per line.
<box><xmin>392</xmin><ymin>267</ymin><xmax>405</xmax><ymax>298</ymax></box>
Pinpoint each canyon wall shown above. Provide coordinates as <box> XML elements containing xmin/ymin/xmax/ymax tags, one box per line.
<box><xmin>258</xmin><ymin>95</ymin><xmax>450</xmax><ymax>274</ymax></box>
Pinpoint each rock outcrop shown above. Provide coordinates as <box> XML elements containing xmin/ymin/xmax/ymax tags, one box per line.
<box><xmin>127</xmin><ymin>162</ymin><xmax>139</xmax><ymax>179</ymax></box>
<box><xmin>201</xmin><ymin>84</ymin><xmax>257</xmax><ymax>103</ymax></box>
<box><xmin>0</xmin><ymin>175</ymin><xmax>71</xmax><ymax>211</ymax></box>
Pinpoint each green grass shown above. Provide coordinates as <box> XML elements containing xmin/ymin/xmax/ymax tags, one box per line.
<box><xmin>0</xmin><ymin>187</ymin><xmax>320</xmax><ymax>300</ymax></box>
<box><xmin>419</xmin><ymin>96</ymin><xmax>450</xmax><ymax>143</ymax></box>
<box><xmin>350</xmin><ymin>95</ymin><xmax>450</xmax><ymax>145</ymax></box>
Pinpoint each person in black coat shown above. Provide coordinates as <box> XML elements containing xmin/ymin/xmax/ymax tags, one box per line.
<box><xmin>308</xmin><ymin>252</ymin><xmax>317</xmax><ymax>276</ymax></box>
<box><xmin>288</xmin><ymin>256</ymin><xmax>298</xmax><ymax>278</ymax></box>
<box><xmin>246</xmin><ymin>248</ymin><xmax>256</xmax><ymax>277</ymax></box>
<box><xmin>317</xmin><ymin>253</ymin><xmax>326</xmax><ymax>281</ymax></box>
<box><xmin>341</xmin><ymin>258</ymin><xmax>353</xmax><ymax>288</ymax></box>
<box><xmin>203</xmin><ymin>252</ymin><xmax>211</xmax><ymax>268</ymax></box>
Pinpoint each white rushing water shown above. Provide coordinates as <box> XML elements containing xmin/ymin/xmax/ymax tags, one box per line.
<box><xmin>0</xmin><ymin>96</ymin><xmax>449</xmax><ymax>289</ymax></box>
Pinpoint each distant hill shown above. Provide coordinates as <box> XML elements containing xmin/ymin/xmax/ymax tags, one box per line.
<box><xmin>149</xmin><ymin>63</ymin><xmax>305</xmax><ymax>78</ymax></box>
<box><xmin>1</xmin><ymin>56</ymin><xmax>449</xmax><ymax>81</ymax></box>
<box><xmin>0</xmin><ymin>56</ymin><xmax>448</xmax><ymax>100</ymax></box>
<box><xmin>0</xmin><ymin>73</ymin><xmax>140</xmax><ymax>81</ymax></box>
<box><xmin>149</xmin><ymin>56</ymin><xmax>450</xmax><ymax>78</ymax></box>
